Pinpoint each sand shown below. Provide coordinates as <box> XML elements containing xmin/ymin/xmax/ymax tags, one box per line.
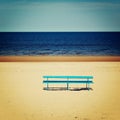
<box><xmin>0</xmin><ymin>62</ymin><xmax>120</xmax><ymax>120</ymax></box>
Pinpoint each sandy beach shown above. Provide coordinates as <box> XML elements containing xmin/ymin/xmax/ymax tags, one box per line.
<box><xmin>0</xmin><ymin>61</ymin><xmax>120</xmax><ymax>120</ymax></box>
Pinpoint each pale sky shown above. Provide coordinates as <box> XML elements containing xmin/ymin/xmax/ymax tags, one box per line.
<box><xmin>0</xmin><ymin>0</ymin><xmax>120</xmax><ymax>31</ymax></box>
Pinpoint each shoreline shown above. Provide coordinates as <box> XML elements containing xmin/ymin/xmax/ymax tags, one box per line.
<box><xmin>0</xmin><ymin>56</ymin><xmax>120</xmax><ymax>62</ymax></box>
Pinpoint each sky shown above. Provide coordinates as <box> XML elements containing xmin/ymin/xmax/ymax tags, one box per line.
<box><xmin>0</xmin><ymin>0</ymin><xmax>120</xmax><ymax>31</ymax></box>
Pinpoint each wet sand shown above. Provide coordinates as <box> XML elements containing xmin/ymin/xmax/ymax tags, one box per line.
<box><xmin>0</xmin><ymin>62</ymin><xmax>120</xmax><ymax>120</ymax></box>
<box><xmin>0</xmin><ymin>56</ymin><xmax>120</xmax><ymax>62</ymax></box>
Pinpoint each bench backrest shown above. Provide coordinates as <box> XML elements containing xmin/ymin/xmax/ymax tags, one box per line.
<box><xmin>43</xmin><ymin>76</ymin><xmax>93</xmax><ymax>79</ymax></box>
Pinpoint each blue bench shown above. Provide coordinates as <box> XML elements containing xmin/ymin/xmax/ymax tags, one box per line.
<box><xmin>43</xmin><ymin>76</ymin><xmax>94</xmax><ymax>91</ymax></box>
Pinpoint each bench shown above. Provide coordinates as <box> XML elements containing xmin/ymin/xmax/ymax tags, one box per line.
<box><xmin>43</xmin><ymin>76</ymin><xmax>94</xmax><ymax>91</ymax></box>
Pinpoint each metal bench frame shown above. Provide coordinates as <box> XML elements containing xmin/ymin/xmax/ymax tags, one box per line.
<box><xmin>43</xmin><ymin>76</ymin><xmax>94</xmax><ymax>90</ymax></box>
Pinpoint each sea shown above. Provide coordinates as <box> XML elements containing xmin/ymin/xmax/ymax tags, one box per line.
<box><xmin>0</xmin><ymin>32</ymin><xmax>120</xmax><ymax>56</ymax></box>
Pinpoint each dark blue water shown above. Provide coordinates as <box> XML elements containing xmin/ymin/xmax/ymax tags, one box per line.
<box><xmin>0</xmin><ymin>32</ymin><xmax>120</xmax><ymax>56</ymax></box>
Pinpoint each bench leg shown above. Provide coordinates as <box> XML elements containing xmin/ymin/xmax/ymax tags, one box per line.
<box><xmin>47</xmin><ymin>83</ymin><xmax>49</xmax><ymax>90</ymax></box>
<box><xmin>88</xmin><ymin>84</ymin><xmax>90</xmax><ymax>90</ymax></box>
<box><xmin>87</xmin><ymin>78</ymin><xmax>89</xmax><ymax>91</ymax></box>
<box><xmin>86</xmin><ymin>83</ymin><xmax>88</xmax><ymax>89</ymax></box>
<box><xmin>67</xmin><ymin>83</ymin><xmax>69</xmax><ymax>90</ymax></box>
<box><xmin>47</xmin><ymin>78</ymin><xmax>49</xmax><ymax>90</ymax></box>
<box><xmin>86</xmin><ymin>83</ymin><xmax>90</xmax><ymax>90</ymax></box>
<box><xmin>67</xmin><ymin>78</ymin><xmax>69</xmax><ymax>90</ymax></box>
<box><xmin>86</xmin><ymin>84</ymin><xmax>90</xmax><ymax>91</ymax></box>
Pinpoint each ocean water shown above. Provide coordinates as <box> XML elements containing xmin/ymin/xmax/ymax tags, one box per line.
<box><xmin>0</xmin><ymin>32</ymin><xmax>120</xmax><ymax>56</ymax></box>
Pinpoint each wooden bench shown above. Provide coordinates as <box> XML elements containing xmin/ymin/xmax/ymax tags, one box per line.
<box><xmin>43</xmin><ymin>76</ymin><xmax>94</xmax><ymax>91</ymax></box>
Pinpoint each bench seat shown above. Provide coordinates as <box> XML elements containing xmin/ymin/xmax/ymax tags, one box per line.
<box><xmin>43</xmin><ymin>80</ymin><xmax>93</xmax><ymax>84</ymax></box>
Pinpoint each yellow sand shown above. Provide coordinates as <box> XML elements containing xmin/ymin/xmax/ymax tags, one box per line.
<box><xmin>0</xmin><ymin>62</ymin><xmax>120</xmax><ymax>120</ymax></box>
